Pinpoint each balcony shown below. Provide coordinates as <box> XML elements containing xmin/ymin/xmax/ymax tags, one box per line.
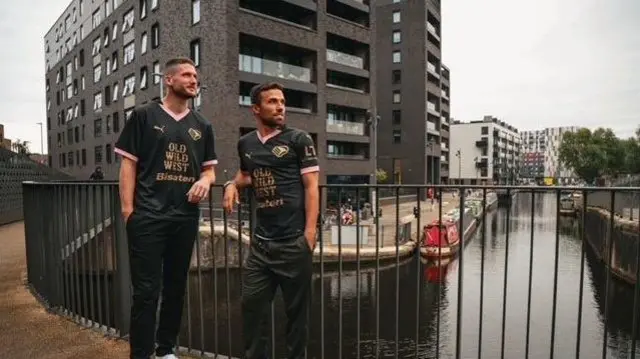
<box><xmin>427</xmin><ymin>101</ymin><xmax>439</xmax><ymax>116</ymax></box>
<box><xmin>327</xmin><ymin>119</ymin><xmax>365</xmax><ymax>136</ymax></box>
<box><xmin>327</xmin><ymin>70</ymin><xmax>369</xmax><ymax>94</ymax></box>
<box><xmin>239</xmin><ymin>34</ymin><xmax>316</xmax><ymax>93</ymax></box>
<box><xmin>476</xmin><ymin>139</ymin><xmax>488</xmax><ymax>147</ymax></box>
<box><xmin>327</xmin><ymin>49</ymin><xmax>364</xmax><ymax>69</ymax></box>
<box><xmin>239</xmin><ymin>54</ymin><xmax>311</xmax><ymax>83</ymax></box>
<box><xmin>327</xmin><ymin>0</ymin><xmax>370</xmax><ymax>27</ymax></box>
<box><xmin>427</xmin><ymin>62</ymin><xmax>439</xmax><ymax>78</ymax></box>
<box><xmin>427</xmin><ymin>22</ymin><xmax>440</xmax><ymax>39</ymax></box>
<box><xmin>239</xmin><ymin>0</ymin><xmax>317</xmax><ymax>30</ymax></box>
<box><xmin>427</xmin><ymin>120</ymin><xmax>439</xmax><ymax>135</ymax></box>
<box><xmin>327</xmin><ymin>140</ymin><xmax>369</xmax><ymax>160</ymax></box>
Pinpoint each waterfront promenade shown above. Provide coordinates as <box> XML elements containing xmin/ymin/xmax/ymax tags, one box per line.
<box><xmin>0</xmin><ymin>221</ymin><xmax>130</xmax><ymax>358</ymax></box>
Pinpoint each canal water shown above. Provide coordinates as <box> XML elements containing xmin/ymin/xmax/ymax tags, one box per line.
<box><xmin>179</xmin><ymin>192</ymin><xmax>640</xmax><ymax>358</ymax></box>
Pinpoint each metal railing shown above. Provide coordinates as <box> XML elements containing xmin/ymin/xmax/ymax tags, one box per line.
<box><xmin>0</xmin><ymin>147</ymin><xmax>71</xmax><ymax>225</ymax></box>
<box><xmin>20</xmin><ymin>182</ymin><xmax>640</xmax><ymax>359</ymax></box>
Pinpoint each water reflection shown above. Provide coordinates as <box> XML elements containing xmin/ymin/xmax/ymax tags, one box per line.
<box><xmin>178</xmin><ymin>192</ymin><xmax>640</xmax><ymax>358</ymax></box>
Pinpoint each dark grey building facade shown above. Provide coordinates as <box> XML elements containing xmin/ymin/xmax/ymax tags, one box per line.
<box><xmin>44</xmin><ymin>0</ymin><xmax>376</xmax><ymax>186</ymax></box>
<box><xmin>375</xmin><ymin>0</ymin><xmax>450</xmax><ymax>185</ymax></box>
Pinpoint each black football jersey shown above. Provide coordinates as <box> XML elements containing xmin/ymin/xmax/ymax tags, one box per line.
<box><xmin>238</xmin><ymin>126</ymin><xmax>319</xmax><ymax>240</ymax></box>
<box><xmin>115</xmin><ymin>101</ymin><xmax>217</xmax><ymax>220</ymax></box>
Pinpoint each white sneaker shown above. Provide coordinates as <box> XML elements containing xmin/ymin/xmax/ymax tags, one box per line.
<box><xmin>156</xmin><ymin>354</ymin><xmax>178</xmax><ymax>359</ymax></box>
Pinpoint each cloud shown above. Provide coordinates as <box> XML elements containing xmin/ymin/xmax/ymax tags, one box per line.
<box><xmin>442</xmin><ymin>0</ymin><xmax>640</xmax><ymax>138</ymax></box>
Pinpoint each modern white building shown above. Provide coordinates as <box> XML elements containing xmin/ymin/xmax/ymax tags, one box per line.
<box><xmin>520</xmin><ymin>126</ymin><xmax>581</xmax><ymax>183</ymax></box>
<box><xmin>449</xmin><ymin>116</ymin><xmax>521</xmax><ymax>184</ymax></box>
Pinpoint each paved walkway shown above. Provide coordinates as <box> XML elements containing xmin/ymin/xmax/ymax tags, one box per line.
<box><xmin>0</xmin><ymin>221</ymin><xmax>130</xmax><ymax>358</ymax></box>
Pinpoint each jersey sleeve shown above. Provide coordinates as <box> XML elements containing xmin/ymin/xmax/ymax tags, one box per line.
<box><xmin>202</xmin><ymin>123</ymin><xmax>218</xmax><ymax>167</ymax></box>
<box><xmin>237</xmin><ymin>140</ymin><xmax>250</xmax><ymax>175</ymax></box>
<box><xmin>294</xmin><ymin>131</ymin><xmax>319</xmax><ymax>175</ymax></box>
<box><xmin>114</xmin><ymin>108</ymin><xmax>143</xmax><ymax>162</ymax></box>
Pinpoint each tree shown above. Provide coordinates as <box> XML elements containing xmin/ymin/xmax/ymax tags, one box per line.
<box><xmin>375</xmin><ymin>168</ymin><xmax>388</xmax><ymax>183</ymax></box>
<box><xmin>11</xmin><ymin>139</ymin><xmax>30</xmax><ymax>155</ymax></box>
<box><xmin>559</xmin><ymin>127</ymin><xmax>638</xmax><ymax>183</ymax></box>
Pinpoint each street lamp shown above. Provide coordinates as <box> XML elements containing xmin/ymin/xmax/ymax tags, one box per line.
<box><xmin>152</xmin><ymin>72</ymin><xmax>164</xmax><ymax>98</ymax></box>
<box><xmin>366</xmin><ymin>110</ymin><xmax>380</xmax><ymax>213</ymax></box>
<box><xmin>455</xmin><ymin>149</ymin><xmax>461</xmax><ymax>184</ymax></box>
<box><xmin>35</xmin><ymin>122</ymin><xmax>44</xmax><ymax>155</ymax></box>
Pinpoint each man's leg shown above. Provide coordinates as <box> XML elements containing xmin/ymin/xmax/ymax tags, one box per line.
<box><xmin>155</xmin><ymin>218</ymin><xmax>199</xmax><ymax>357</ymax></box>
<box><xmin>128</xmin><ymin>215</ymin><xmax>166</xmax><ymax>359</ymax></box>
<box><xmin>243</xmin><ymin>239</ymin><xmax>278</xmax><ymax>359</ymax></box>
<box><xmin>275</xmin><ymin>235</ymin><xmax>312</xmax><ymax>359</ymax></box>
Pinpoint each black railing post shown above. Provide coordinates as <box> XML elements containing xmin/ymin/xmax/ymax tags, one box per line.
<box><xmin>111</xmin><ymin>188</ymin><xmax>132</xmax><ymax>336</ymax></box>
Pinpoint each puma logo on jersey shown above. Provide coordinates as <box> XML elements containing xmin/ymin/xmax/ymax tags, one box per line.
<box><xmin>153</xmin><ymin>125</ymin><xmax>165</xmax><ymax>134</ymax></box>
<box><xmin>245</xmin><ymin>153</ymin><xmax>251</xmax><ymax>159</ymax></box>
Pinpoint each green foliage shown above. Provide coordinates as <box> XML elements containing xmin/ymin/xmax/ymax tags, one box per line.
<box><xmin>11</xmin><ymin>139</ymin><xmax>30</xmax><ymax>155</ymax></box>
<box><xmin>375</xmin><ymin>168</ymin><xmax>388</xmax><ymax>183</ymax></box>
<box><xmin>558</xmin><ymin>127</ymin><xmax>640</xmax><ymax>183</ymax></box>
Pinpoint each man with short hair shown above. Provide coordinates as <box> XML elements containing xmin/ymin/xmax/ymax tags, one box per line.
<box><xmin>223</xmin><ymin>82</ymin><xmax>320</xmax><ymax>359</ymax></box>
<box><xmin>115</xmin><ymin>57</ymin><xmax>218</xmax><ymax>359</ymax></box>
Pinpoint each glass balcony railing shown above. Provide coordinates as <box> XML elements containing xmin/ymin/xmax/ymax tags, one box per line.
<box><xmin>427</xmin><ymin>121</ymin><xmax>437</xmax><ymax>132</ymax></box>
<box><xmin>238</xmin><ymin>54</ymin><xmax>311</xmax><ymax>82</ymax></box>
<box><xmin>427</xmin><ymin>62</ymin><xmax>439</xmax><ymax>75</ymax></box>
<box><xmin>427</xmin><ymin>101</ymin><xmax>438</xmax><ymax>113</ymax></box>
<box><xmin>326</xmin><ymin>49</ymin><xmax>364</xmax><ymax>69</ymax></box>
<box><xmin>326</xmin><ymin>120</ymin><xmax>365</xmax><ymax>136</ymax></box>
<box><xmin>327</xmin><ymin>153</ymin><xmax>367</xmax><ymax>160</ymax></box>
<box><xmin>427</xmin><ymin>22</ymin><xmax>439</xmax><ymax>37</ymax></box>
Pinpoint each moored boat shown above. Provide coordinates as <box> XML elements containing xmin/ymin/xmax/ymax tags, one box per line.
<box><xmin>419</xmin><ymin>220</ymin><xmax>461</xmax><ymax>258</ymax></box>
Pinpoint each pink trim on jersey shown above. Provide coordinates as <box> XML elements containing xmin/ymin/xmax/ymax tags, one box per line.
<box><xmin>114</xmin><ymin>148</ymin><xmax>138</xmax><ymax>162</ymax></box>
<box><xmin>202</xmin><ymin>159</ymin><xmax>218</xmax><ymax>167</ymax></box>
<box><xmin>257</xmin><ymin>129</ymin><xmax>282</xmax><ymax>144</ymax></box>
<box><xmin>301</xmin><ymin>166</ymin><xmax>320</xmax><ymax>174</ymax></box>
<box><xmin>160</xmin><ymin>104</ymin><xmax>191</xmax><ymax>121</ymax></box>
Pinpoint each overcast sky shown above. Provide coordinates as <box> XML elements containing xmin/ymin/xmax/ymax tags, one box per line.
<box><xmin>0</xmin><ymin>0</ymin><xmax>638</xmax><ymax>155</ymax></box>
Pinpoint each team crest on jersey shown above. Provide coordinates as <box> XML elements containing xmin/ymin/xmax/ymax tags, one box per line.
<box><xmin>272</xmin><ymin>145</ymin><xmax>289</xmax><ymax>158</ymax></box>
<box><xmin>188</xmin><ymin>128</ymin><xmax>202</xmax><ymax>141</ymax></box>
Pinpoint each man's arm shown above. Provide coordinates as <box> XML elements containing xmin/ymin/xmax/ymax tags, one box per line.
<box><xmin>229</xmin><ymin>170</ymin><xmax>251</xmax><ymax>189</ymax></box>
<box><xmin>119</xmin><ymin>158</ymin><xmax>137</xmax><ymax>216</ymax></box>
<box><xmin>200</xmin><ymin>123</ymin><xmax>218</xmax><ymax>185</ymax></box>
<box><xmin>114</xmin><ymin>109</ymin><xmax>143</xmax><ymax>219</ymax></box>
<box><xmin>302</xmin><ymin>171</ymin><xmax>320</xmax><ymax>234</ymax></box>
<box><xmin>295</xmin><ymin>131</ymin><xmax>320</xmax><ymax>242</ymax></box>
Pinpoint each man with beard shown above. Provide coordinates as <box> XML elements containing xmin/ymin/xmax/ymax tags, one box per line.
<box><xmin>114</xmin><ymin>57</ymin><xmax>218</xmax><ymax>359</ymax></box>
<box><xmin>223</xmin><ymin>82</ymin><xmax>319</xmax><ymax>359</ymax></box>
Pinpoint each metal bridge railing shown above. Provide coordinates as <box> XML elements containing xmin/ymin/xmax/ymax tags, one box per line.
<box><xmin>20</xmin><ymin>182</ymin><xmax>640</xmax><ymax>359</ymax></box>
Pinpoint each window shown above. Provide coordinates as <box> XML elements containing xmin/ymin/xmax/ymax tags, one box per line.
<box><xmin>151</xmin><ymin>0</ymin><xmax>158</xmax><ymax>10</ymax></box>
<box><xmin>192</xmin><ymin>0</ymin><xmax>200</xmax><ymax>24</ymax></box>
<box><xmin>392</xmin><ymin>11</ymin><xmax>401</xmax><ymax>23</ymax></box>
<box><xmin>112</xmin><ymin>22</ymin><xmax>118</xmax><ymax>41</ymax></box>
<box><xmin>111</xmin><ymin>51</ymin><xmax>119</xmax><ymax>72</ymax></box>
<box><xmin>92</xmin><ymin>8</ymin><xmax>102</xmax><ymax>29</ymax></box>
<box><xmin>153</xmin><ymin>61</ymin><xmax>160</xmax><ymax>84</ymax></box>
<box><xmin>93</xmin><ymin>64</ymin><xmax>102</xmax><ymax>83</ymax></box>
<box><xmin>103</xmin><ymin>27</ymin><xmax>110</xmax><ymax>47</ymax></box>
<box><xmin>92</xmin><ymin>37</ymin><xmax>101</xmax><ymax>55</ymax></box>
<box><xmin>141</xmin><ymin>32</ymin><xmax>148</xmax><ymax>54</ymax></box>
<box><xmin>392</xmin><ymin>31</ymin><xmax>401</xmax><ymax>43</ymax></box>
<box><xmin>392</xmin><ymin>51</ymin><xmax>401</xmax><ymax>63</ymax></box>
<box><xmin>393</xmin><ymin>129</ymin><xmax>401</xmax><ymax>144</ymax></box>
<box><xmin>190</xmin><ymin>39</ymin><xmax>200</xmax><ymax>67</ymax></box>
<box><xmin>93</xmin><ymin>92</ymin><xmax>103</xmax><ymax>112</ymax></box>
<box><xmin>94</xmin><ymin>145</ymin><xmax>103</xmax><ymax>163</ymax></box>
<box><xmin>392</xmin><ymin>110</ymin><xmax>401</xmax><ymax>125</ymax></box>
<box><xmin>113</xmin><ymin>112</ymin><xmax>120</xmax><ymax>132</ymax></box>
<box><xmin>123</xmin><ymin>74</ymin><xmax>136</xmax><ymax>96</ymax></box>
<box><xmin>392</xmin><ymin>91</ymin><xmax>401</xmax><ymax>103</ymax></box>
<box><xmin>140</xmin><ymin>67</ymin><xmax>148</xmax><ymax>89</ymax></box>
<box><xmin>81</xmin><ymin>149</ymin><xmax>87</xmax><ymax>166</ymax></box>
<box><xmin>140</xmin><ymin>0</ymin><xmax>147</xmax><ymax>19</ymax></box>
<box><xmin>151</xmin><ymin>23</ymin><xmax>160</xmax><ymax>48</ymax></box>
<box><xmin>106</xmin><ymin>144</ymin><xmax>113</xmax><ymax>163</ymax></box>
<box><xmin>392</xmin><ymin>70</ymin><xmax>401</xmax><ymax>84</ymax></box>
<box><xmin>123</xmin><ymin>9</ymin><xmax>134</xmax><ymax>33</ymax></box>
<box><xmin>94</xmin><ymin>118</ymin><xmax>103</xmax><ymax>137</ymax></box>
<box><xmin>123</xmin><ymin>41</ymin><xmax>135</xmax><ymax>64</ymax></box>
<box><xmin>105</xmin><ymin>86</ymin><xmax>111</xmax><ymax>106</ymax></box>
<box><xmin>113</xmin><ymin>82</ymin><xmax>119</xmax><ymax>102</ymax></box>
<box><xmin>481</xmin><ymin>126</ymin><xmax>488</xmax><ymax>135</ymax></box>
